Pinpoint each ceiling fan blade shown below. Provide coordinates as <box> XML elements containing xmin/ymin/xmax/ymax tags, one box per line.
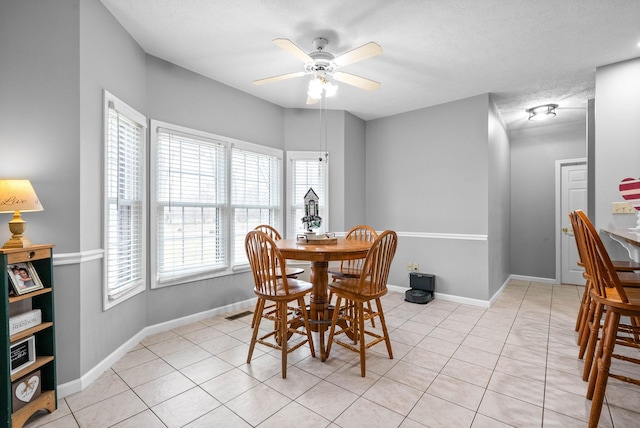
<box><xmin>333</xmin><ymin>72</ymin><xmax>381</xmax><ymax>91</ymax></box>
<box><xmin>253</xmin><ymin>71</ymin><xmax>306</xmax><ymax>86</ymax></box>
<box><xmin>333</xmin><ymin>42</ymin><xmax>382</xmax><ymax>67</ymax></box>
<box><xmin>273</xmin><ymin>38</ymin><xmax>313</xmax><ymax>63</ymax></box>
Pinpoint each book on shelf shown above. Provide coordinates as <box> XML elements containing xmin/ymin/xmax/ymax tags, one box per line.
<box><xmin>9</xmin><ymin>309</ymin><xmax>42</xmax><ymax>336</ymax></box>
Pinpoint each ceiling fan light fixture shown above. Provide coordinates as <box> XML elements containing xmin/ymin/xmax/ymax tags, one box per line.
<box><xmin>526</xmin><ymin>103</ymin><xmax>558</xmax><ymax>121</ymax></box>
<box><xmin>307</xmin><ymin>77</ymin><xmax>337</xmax><ymax>99</ymax></box>
<box><xmin>324</xmin><ymin>81</ymin><xmax>338</xmax><ymax>97</ymax></box>
<box><xmin>308</xmin><ymin>77</ymin><xmax>324</xmax><ymax>99</ymax></box>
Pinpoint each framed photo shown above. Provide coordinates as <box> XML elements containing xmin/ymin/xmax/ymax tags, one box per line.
<box><xmin>7</xmin><ymin>262</ymin><xmax>44</xmax><ymax>296</ymax></box>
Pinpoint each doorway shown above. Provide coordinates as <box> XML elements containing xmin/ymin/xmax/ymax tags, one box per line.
<box><xmin>556</xmin><ymin>158</ymin><xmax>587</xmax><ymax>285</ymax></box>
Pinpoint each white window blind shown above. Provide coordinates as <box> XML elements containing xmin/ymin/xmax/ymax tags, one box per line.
<box><xmin>231</xmin><ymin>146</ymin><xmax>282</xmax><ymax>266</ymax></box>
<box><xmin>153</xmin><ymin>127</ymin><xmax>228</xmax><ymax>286</ymax></box>
<box><xmin>287</xmin><ymin>152</ymin><xmax>329</xmax><ymax>238</ymax></box>
<box><xmin>104</xmin><ymin>91</ymin><xmax>147</xmax><ymax>309</ymax></box>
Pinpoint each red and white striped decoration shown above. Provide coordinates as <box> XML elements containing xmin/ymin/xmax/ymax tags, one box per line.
<box><xmin>619</xmin><ymin>177</ymin><xmax>640</xmax><ymax>211</ymax></box>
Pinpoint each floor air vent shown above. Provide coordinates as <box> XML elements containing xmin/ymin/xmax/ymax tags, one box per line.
<box><xmin>225</xmin><ymin>310</ymin><xmax>253</xmax><ymax>320</ymax></box>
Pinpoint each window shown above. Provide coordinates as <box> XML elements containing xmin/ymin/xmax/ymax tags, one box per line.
<box><xmin>231</xmin><ymin>146</ymin><xmax>282</xmax><ymax>267</ymax></box>
<box><xmin>103</xmin><ymin>91</ymin><xmax>147</xmax><ymax>310</ymax></box>
<box><xmin>150</xmin><ymin>120</ymin><xmax>282</xmax><ymax>287</ymax></box>
<box><xmin>286</xmin><ymin>152</ymin><xmax>329</xmax><ymax>238</ymax></box>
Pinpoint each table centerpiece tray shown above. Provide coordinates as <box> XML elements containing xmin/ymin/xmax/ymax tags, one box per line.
<box><xmin>296</xmin><ymin>233</ymin><xmax>338</xmax><ymax>245</ymax></box>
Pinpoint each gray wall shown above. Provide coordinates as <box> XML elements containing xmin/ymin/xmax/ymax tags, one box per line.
<box><xmin>365</xmin><ymin>95</ymin><xmax>496</xmax><ymax>300</ymax></box>
<box><xmin>594</xmin><ymin>57</ymin><xmax>640</xmax><ymax>258</ymax></box>
<box><xmin>344</xmin><ymin>112</ymin><xmax>367</xmax><ymax>229</ymax></box>
<box><xmin>1</xmin><ymin>0</ymin><xmax>82</xmax><ymax>383</ymax></box>
<box><xmin>78</xmin><ymin>0</ymin><xmax>149</xmax><ymax>380</ymax></box>
<box><xmin>509</xmin><ymin>119</ymin><xmax>587</xmax><ymax>278</ymax></box>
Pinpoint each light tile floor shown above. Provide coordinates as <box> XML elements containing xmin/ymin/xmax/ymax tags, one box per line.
<box><xmin>23</xmin><ymin>279</ymin><xmax>640</xmax><ymax>427</ymax></box>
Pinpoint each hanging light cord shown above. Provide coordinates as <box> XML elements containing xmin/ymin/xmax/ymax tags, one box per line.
<box><xmin>317</xmin><ymin>91</ymin><xmax>329</xmax><ymax>162</ymax></box>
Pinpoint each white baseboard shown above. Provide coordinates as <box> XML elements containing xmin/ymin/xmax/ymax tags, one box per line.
<box><xmin>57</xmin><ymin>297</ymin><xmax>257</xmax><ymax>398</ymax></box>
<box><xmin>387</xmin><ymin>284</ymin><xmax>492</xmax><ymax>308</ymax></box>
<box><xmin>508</xmin><ymin>274</ymin><xmax>558</xmax><ymax>285</ymax></box>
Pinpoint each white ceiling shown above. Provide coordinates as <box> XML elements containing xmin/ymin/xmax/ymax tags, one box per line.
<box><xmin>100</xmin><ymin>0</ymin><xmax>640</xmax><ymax>129</ymax></box>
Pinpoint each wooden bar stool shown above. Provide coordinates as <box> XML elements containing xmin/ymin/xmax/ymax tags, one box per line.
<box><xmin>328</xmin><ymin>225</ymin><xmax>378</xmax><ymax>328</ymax></box>
<box><xmin>568</xmin><ymin>211</ymin><xmax>640</xmax><ymax>373</ymax></box>
<box><xmin>251</xmin><ymin>225</ymin><xmax>305</xmax><ymax>329</ymax></box>
<box><xmin>573</xmin><ymin>210</ymin><xmax>640</xmax><ymax>428</ymax></box>
<box><xmin>326</xmin><ymin>230</ymin><xmax>398</xmax><ymax>377</ymax></box>
<box><xmin>245</xmin><ymin>230</ymin><xmax>315</xmax><ymax>378</ymax></box>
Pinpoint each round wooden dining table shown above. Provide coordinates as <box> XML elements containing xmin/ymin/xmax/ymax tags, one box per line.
<box><xmin>275</xmin><ymin>237</ymin><xmax>372</xmax><ymax>361</ymax></box>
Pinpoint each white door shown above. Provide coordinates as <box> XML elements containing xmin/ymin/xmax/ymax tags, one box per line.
<box><xmin>560</xmin><ymin>162</ymin><xmax>587</xmax><ymax>285</ymax></box>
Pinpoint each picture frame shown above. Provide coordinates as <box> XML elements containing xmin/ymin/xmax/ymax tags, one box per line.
<box><xmin>10</xmin><ymin>335</ymin><xmax>36</xmax><ymax>375</ymax></box>
<box><xmin>7</xmin><ymin>262</ymin><xmax>44</xmax><ymax>296</ymax></box>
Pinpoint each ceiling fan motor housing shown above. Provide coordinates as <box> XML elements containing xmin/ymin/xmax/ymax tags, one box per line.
<box><xmin>306</xmin><ymin>49</ymin><xmax>336</xmax><ymax>74</ymax></box>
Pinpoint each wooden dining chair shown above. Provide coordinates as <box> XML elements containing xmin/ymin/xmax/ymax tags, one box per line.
<box><xmin>568</xmin><ymin>211</ymin><xmax>640</xmax><ymax>358</ymax></box>
<box><xmin>328</xmin><ymin>225</ymin><xmax>378</xmax><ymax>280</ymax></box>
<box><xmin>245</xmin><ymin>230</ymin><xmax>315</xmax><ymax>378</ymax></box>
<box><xmin>328</xmin><ymin>225</ymin><xmax>378</xmax><ymax>327</ymax></box>
<box><xmin>254</xmin><ymin>224</ymin><xmax>305</xmax><ymax>277</ymax></box>
<box><xmin>251</xmin><ymin>225</ymin><xmax>305</xmax><ymax>329</ymax></box>
<box><xmin>569</xmin><ymin>211</ymin><xmax>640</xmax><ymax>381</ymax></box>
<box><xmin>326</xmin><ymin>230</ymin><xmax>398</xmax><ymax>377</ymax></box>
<box><xmin>573</xmin><ymin>210</ymin><xmax>640</xmax><ymax>428</ymax></box>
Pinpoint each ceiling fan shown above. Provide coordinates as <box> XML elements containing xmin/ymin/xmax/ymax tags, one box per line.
<box><xmin>253</xmin><ymin>37</ymin><xmax>383</xmax><ymax>104</ymax></box>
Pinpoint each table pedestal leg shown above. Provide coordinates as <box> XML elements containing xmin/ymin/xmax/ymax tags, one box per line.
<box><xmin>310</xmin><ymin>261</ymin><xmax>329</xmax><ymax>361</ymax></box>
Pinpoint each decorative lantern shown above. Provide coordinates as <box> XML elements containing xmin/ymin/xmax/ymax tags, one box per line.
<box><xmin>302</xmin><ymin>187</ymin><xmax>322</xmax><ymax>234</ymax></box>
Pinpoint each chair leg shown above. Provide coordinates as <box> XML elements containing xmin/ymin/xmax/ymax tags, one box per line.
<box><xmin>247</xmin><ymin>298</ymin><xmax>265</xmax><ymax>363</ymax></box>
<box><xmin>350</xmin><ymin>302</ymin><xmax>359</xmax><ymax>345</ymax></box>
<box><xmin>583</xmin><ymin>301</ymin><xmax>604</xmax><ymax>381</ymax></box>
<box><xmin>279</xmin><ymin>302</ymin><xmax>288</xmax><ymax>378</ymax></box>
<box><xmin>576</xmin><ymin>279</ymin><xmax>592</xmax><ymax>338</ymax></box>
<box><xmin>587</xmin><ymin>308</ymin><xmax>609</xmax><ymax>399</ymax></box>
<box><xmin>631</xmin><ymin>315</ymin><xmax>640</xmax><ymax>343</ymax></box>
<box><xmin>299</xmin><ymin>297</ymin><xmax>316</xmax><ymax>358</ymax></box>
<box><xmin>326</xmin><ymin>296</ymin><xmax>342</xmax><ymax>358</ymax></box>
<box><xmin>578</xmin><ymin>299</ymin><xmax>596</xmax><ymax>359</ymax></box>
<box><xmin>367</xmin><ymin>301</ymin><xmax>376</xmax><ymax>328</ymax></box>
<box><xmin>587</xmin><ymin>311</ymin><xmax>619</xmax><ymax>428</ymax></box>
<box><xmin>376</xmin><ymin>297</ymin><xmax>393</xmax><ymax>359</ymax></box>
<box><xmin>576</xmin><ymin>286</ymin><xmax>586</xmax><ymax>332</ymax></box>
<box><xmin>357</xmin><ymin>301</ymin><xmax>366</xmax><ymax>377</ymax></box>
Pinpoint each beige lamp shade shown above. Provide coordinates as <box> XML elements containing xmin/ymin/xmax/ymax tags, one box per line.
<box><xmin>0</xmin><ymin>179</ymin><xmax>44</xmax><ymax>248</ymax></box>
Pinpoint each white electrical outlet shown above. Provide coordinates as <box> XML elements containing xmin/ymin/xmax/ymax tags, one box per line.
<box><xmin>413</xmin><ymin>263</ymin><xmax>419</xmax><ymax>271</ymax></box>
<box><xmin>407</xmin><ymin>262</ymin><xmax>413</xmax><ymax>271</ymax></box>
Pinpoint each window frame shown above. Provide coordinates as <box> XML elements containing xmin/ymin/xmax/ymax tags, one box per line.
<box><xmin>286</xmin><ymin>151</ymin><xmax>330</xmax><ymax>239</ymax></box>
<box><xmin>103</xmin><ymin>90</ymin><xmax>147</xmax><ymax>310</ymax></box>
<box><xmin>150</xmin><ymin>120</ymin><xmax>283</xmax><ymax>288</ymax></box>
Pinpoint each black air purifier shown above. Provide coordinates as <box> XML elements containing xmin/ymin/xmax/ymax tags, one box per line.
<box><xmin>405</xmin><ymin>272</ymin><xmax>434</xmax><ymax>304</ymax></box>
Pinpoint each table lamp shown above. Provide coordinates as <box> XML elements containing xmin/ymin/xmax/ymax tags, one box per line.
<box><xmin>0</xmin><ymin>179</ymin><xmax>44</xmax><ymax>249</ymax></box>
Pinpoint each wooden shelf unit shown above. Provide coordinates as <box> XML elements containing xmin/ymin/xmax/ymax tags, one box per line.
<box><xmin>1</xmin><ymin>245</ymin><xmax>57</xmax><ymax>428</ymax></box>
